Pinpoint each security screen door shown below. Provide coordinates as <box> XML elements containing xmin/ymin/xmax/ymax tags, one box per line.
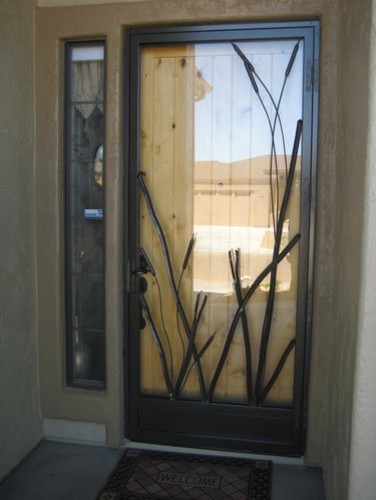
<box><xmin>125</xmin><ymin>22</ymin><xmax>319</xmax><ymax>455</ymax></box>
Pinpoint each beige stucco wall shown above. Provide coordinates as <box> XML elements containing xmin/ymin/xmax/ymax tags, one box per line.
<box><xmin>36</xmin><ymin>0</ymin><xmax>338</xmax><ymax>462</ymax></box>
<box><xmin>0</xmin><ymin>0</ymin><xmax>372</xmax><ymax>496</ymax></box>
<box><xmin>0</xmin><ymin>0</ymin><xmax>43</xmax><ymax>482</ymax></box>
<box><xmin>35</xmin><ymin>16</ymin><xmax>124</xmax><ymax>448</ymax></box>
<box><xmin>349</xmin><ymin>20</ymin><xmax>376</xmax><ymax>493</ymax></box>
<box><xmin>325</xmin><ymin>0</ymin><xmax>376</xmax><ymax>499</ymax></box>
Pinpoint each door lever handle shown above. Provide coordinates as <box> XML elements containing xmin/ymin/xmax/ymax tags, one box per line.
<box><xmin>129</xmin><ymin>256</ymin><xmax>148</xmax><ymax>293</ymax></box>
<box><xmin>140</xmin><ymin>247</ymin><xmax>156</xmax><ymax>276</ymax></box>
<box><xmin>131</xmin><ymin>248</ymin><xmax>154</xmax><ymax>293</ymax></box>
<box><xmin>138</xmin><ymin>276</ymin><xmax>148</xmax><ymax>293</ymax></box>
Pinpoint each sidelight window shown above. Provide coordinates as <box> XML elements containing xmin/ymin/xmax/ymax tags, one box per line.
<box><xmin>65</xmin><ymin>41</ymin><xmax>105</xmax><ymax>389</ymax></box>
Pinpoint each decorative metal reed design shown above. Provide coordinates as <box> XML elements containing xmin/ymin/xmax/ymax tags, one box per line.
<box><xmin>137</xmin><ymin>42</ymin><xmax>303</xmax><ymax>406</ymax></box>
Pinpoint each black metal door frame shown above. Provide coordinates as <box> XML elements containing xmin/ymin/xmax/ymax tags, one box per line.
<box><xmin>123</xmin><ymin>20</ymin><xmax>319</xmax><ymax>456</ymax></box>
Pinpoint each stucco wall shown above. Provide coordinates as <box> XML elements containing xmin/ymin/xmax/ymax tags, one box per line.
<box><xmin>320</xmin><ymin>1</ymin><xmax>376</xmax><ymax>495</ymax></box>
<box><xmin>0</xmin><ymin>0</ymin><xmax>42</xmax><ymax>481</ymax></box>
<box><xmin>323</xmin><ymin>0</ymin><xmax>376</xmax><ymax>499</ymax></box>
<box><xmin>349</xmin><ymin>22</ymin><xmax>376</xmax><ymax>493</ymax></box>
<box><xmin>1</xmin><ymin>0</ymin><xmax>374</xmax><ymax>496</ymax></box>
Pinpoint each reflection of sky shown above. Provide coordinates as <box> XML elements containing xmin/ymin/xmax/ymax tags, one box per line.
<box><xmin>194</xmin><ymin>41</ymin><xmax>303</xmax><ymax>163</ymax></box>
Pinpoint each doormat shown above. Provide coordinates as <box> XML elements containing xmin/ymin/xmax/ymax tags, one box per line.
<box><xmin>97</xmin><ymin>448</ymin><xmax>272</xmax><ymax>500</ymax></box>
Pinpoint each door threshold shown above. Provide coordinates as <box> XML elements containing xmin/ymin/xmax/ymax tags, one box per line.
<box><xmin>122</xmin><ymin>439</ymin><xmax>304</xmax><ymax>465</ymax></box>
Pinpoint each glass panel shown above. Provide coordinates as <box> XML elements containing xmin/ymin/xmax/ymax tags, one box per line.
<box><xmin>66</xmin><ymin>42</ymin><xmax>105</xmax><ymax>387</ymax></box>
<box><xmin>139</xmin><ymin>40</ymin><xmax>303</xmax><ymax>406</ymax></box>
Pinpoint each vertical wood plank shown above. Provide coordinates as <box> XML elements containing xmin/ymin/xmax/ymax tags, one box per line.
<box><xmin>138</xmin><ymin>42</ymin><xmax>302</xmax><ymax>405</ymax></box>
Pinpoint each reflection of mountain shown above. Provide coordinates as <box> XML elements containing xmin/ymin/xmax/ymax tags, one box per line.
<box><xmin>194</xmin><ymin>155</ymin><xmax>300</xmax><ymax>187</ymax></box>
<box><xmin>193</xmin><ymin>155</ymin><xmax>301</xmax><ymax>228</ymax></box>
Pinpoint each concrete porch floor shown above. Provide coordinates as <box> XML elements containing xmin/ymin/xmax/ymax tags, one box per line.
<box><xmin>0</xmin><ymin>440</ymin><xmax>325</xmax><ymax>499</ymax></box>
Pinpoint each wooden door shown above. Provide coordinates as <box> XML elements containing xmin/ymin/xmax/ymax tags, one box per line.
<box><xmin>126</xmin><ymin>22</ymin><xmax>319</xmax><ymax>455</ymax></box>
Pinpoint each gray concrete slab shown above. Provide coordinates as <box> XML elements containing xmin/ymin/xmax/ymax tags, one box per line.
<box><xmin>272</xmin><ymin>464</ymin><xmax>325</xmax><ymax>500</ymax></box>
<box><xmin>0</xmin><ymin>440</ymin><xmax>123</xmax><ymax>500</ymax></box>
<box><xmin>0</xmin><ymin>440</ymin><xmax>325</xmax><ymax>499</ymax></box>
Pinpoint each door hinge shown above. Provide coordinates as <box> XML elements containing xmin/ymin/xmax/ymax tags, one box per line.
<box><xmin>313</xmin><ymin>59</ymin><xmax>320</xmax><ymax>92</ymax></box>
<box><xmin>125</xmin><ymin>258</ymin><xmax>131</xmax><ymax>293</ymax></box>
<box><xmin>126</xmin><ymin>257</ymin><xmax>138</xmax><ymax>293</ymax></box>
<box><xmin>303</xmin><ymin>179</ymin><xmax>312</xmax><ymax>209</ymax></box>
<box><xmin>304</xmin><ymin>286</ymin><xmax>313</xmax><ymax>323</ymax></box>
<box><xmin>306</xmin><ymin>59</ymin><xmax>319</xmax><ymax>93</ymax></box>
<box><xmin>294</xmin><ymin>398</ymin><xmax>301</xmax><ymax>429</ymax></box>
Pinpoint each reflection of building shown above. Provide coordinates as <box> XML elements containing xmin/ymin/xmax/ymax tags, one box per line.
<box><xmin>194</xmin><ymin>158</ymin><xmax>271</xmax><ymax>227</ymax></box>
<box><xmin>193</xmin><ymin>156</ymin><xmax>300</xmax><ymax>294</ymax></box>
<box><xmin>194</xmin><ymin>156</ymin><xmax>300</xmax><ymax>227</ymax></box>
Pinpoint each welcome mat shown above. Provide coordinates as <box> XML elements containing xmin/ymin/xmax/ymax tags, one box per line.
<box><xmin>97</xmin><ymin>449</ymin><xmax>272</xmax><ymax>500</ymax></box>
